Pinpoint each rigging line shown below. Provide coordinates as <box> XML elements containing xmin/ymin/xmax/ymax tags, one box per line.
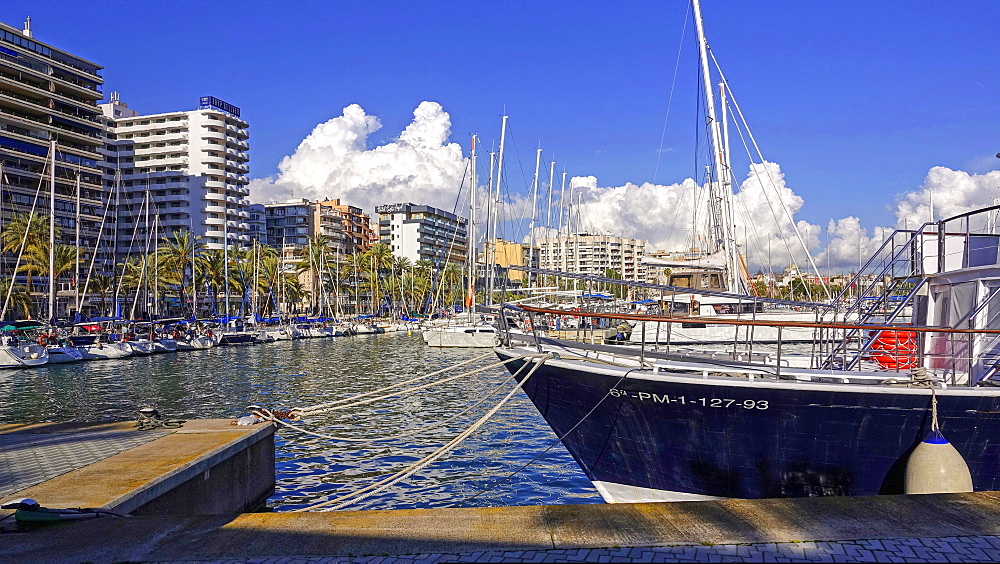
<box><xmin>298</xmin><ymin>357</ymin><xmax>521</xmax><ymax>415</ymax></box>
<box><xmin>712</xmin><ymin>51</ymin><xmax>829</xmax><ymax>299</ymax></box>
<box><xmin>653</xmin><ymin>0</ymin><xmax>691</xmax><ymax>185</ymax></box>
<box><xmin>426</xmin><ymin>159</ymin><xmax>470</xmax><ymax>311</ymax></box>
<box><xmin>263</xmin><ymin>364</ymin><xmax>527</xmax><ymax>444</ymax></box>
<box><xmin>725</xmin><ymin>103</ymin><xmax>810</xmax><ymax>299</ymax></box>
<box><xmin>293</xmin><ymin>350</ymin><xmax>497</xmax><ymax>414</ymax></box>
<box><xmin>1</xmin><ymin>148</ymin><xmax>50</xmax><ymax>319</ymax></box>
<box><xmin>290</xmin><ymin>354</ymin><xmax>553</xmax><ymax>512</ymax></box>
<box><xmin>446</xmin><ymin>367</ymin><xmax>640</xmax><ymax>508</ymax></box>
<box><xmin>504</xmin><ymin>123</ymin><xmax>534</xmax><ymax>241</ymax></box>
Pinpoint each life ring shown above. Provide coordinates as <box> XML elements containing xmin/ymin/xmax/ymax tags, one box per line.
<box><xmin>869</xmin><ymin>330</ymin><xmax>918</xmax><ymax>370</ymax></box>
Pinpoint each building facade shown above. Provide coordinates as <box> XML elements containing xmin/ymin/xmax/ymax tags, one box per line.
<box><xmin>376</xmin><ymin>203</ymin><xmax>467</xmax><ymax>265</ymax></box>
<box><xmin>0</xmin><ymin>19</ymin><xmax>112</xmax><ymax>281</ymax></box>
<box><xmin>536</xmin><ymin>233</ymin><xmax>646</xmax><ymax>281</ymax></box>
<box><xmin>317</xmin><ymin>198</ymin><xmax>371</xmax><ymax>256</ymax></box>
<box><xmin>98</xmin><ymin>94</ymin><xmax>250</xmax><ymax>258</ymax></box>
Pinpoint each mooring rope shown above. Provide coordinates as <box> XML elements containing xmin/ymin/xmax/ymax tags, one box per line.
<box><xmin>287</xmin><ymin>353</ymin><xmax>554</xmax><ymax>512</ymax></box>
<box><xmin>446</xmin><ymin>367</ymin><xmax>639</xmax><ymax>508</ymax></box>
<box><xmin>291</xmin><ymin>351</ymin><xmax>497</xmax><ymax>416</ymax></box>
<box><xmin>258</xmin><ymin>363</ymin><xmax>529</xmax><ymax>443</ymax></box>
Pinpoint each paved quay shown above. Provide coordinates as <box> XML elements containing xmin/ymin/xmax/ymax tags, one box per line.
<box><xmin>4</xmin><ymin>491</ymin><xmax>1000</xmax><ymax>563</ymax></box>
<box><xmin>0</xmin><ymin>419</ymin><xmax>274</xmax><ymax>518</ymax></box>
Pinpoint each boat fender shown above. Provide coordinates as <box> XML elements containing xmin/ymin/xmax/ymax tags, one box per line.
<box><xmin>904</xmin><ymin>429</ymin><xmax>974</xmax><ymax>494</ymax></box>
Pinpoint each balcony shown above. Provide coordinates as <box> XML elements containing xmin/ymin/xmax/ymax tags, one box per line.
<box><xmin>200</xmin><ymin>155</ymin><xmax>226</xmax><ymax>165</ymax></box>
<box><xmin>202</xmin><ymin>192</ymin><xmax>226</xmax><ymax>202</ymax></box>
<box><xmin>204</xmin><ymin>205</ymin><xmax>227</xmax><ymax>214</ymax></box>
<box><xmin>200</xmin><ymin>129</ymin><xmax>226</xmax><ymax>141</ymax></box>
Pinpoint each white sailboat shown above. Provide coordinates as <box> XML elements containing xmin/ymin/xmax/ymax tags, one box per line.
<box><xmin>620</xmin><ymin>3</ymin><xmax>834</xmax><ymax>347</ymax></box>
<box><xmin>422</xmin><ymin>134</ymin><xmax>497</xmax><ymax>348</ymax></box>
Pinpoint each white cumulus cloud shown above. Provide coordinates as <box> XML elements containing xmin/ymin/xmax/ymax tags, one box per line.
<box><xmin>249</xmin><ymin>102</ymin><xmax>469</xmax><ymax>212</ymax></box>
<box><xmin>554</xmin><ymin>163</ymin><xmax>1000</xmax><ymax>274</ymax></box>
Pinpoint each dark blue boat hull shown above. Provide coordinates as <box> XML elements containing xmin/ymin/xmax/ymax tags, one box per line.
<box><xmin>500</xmin><ymin>353</ymin><xmax>1000</xmax><ymax>499</ymax></box>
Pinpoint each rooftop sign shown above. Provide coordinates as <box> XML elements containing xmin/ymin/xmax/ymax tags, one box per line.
<box><xmin>199</xmin><ymin>96</ymin><xmax>240</xmax><ymax>117</ymax></box>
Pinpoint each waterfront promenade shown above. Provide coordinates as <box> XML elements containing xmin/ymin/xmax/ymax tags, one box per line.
<box><xmin>4</xmin><ymin>490</ymin><xmax>1000</xmax><ymax>562</ymax></box>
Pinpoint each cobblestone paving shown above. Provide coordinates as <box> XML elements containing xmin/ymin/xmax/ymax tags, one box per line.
<box><xmin>164</xmin><ymin>534</ymin><xmax>1000</xmax><ymax>563</ymax></box>
<box><xmin>0</xmin><ymin>428</ymin><xmax>169</xmax><ymax>498</ymax></box>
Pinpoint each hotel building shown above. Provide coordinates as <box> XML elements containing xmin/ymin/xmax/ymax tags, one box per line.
<box><xmin>376</xmin><ymin>203</ymin><xmax>467</xmax><ymax>265</ymax></box>
<box><xmin>98</xmin><ymin>94</ymin><xmax>250</xmax><ymax>258</ymax></box>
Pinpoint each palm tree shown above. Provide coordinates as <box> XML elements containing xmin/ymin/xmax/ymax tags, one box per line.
<box><xmin>365</xmin><ymin>243</ymin><xmax>393</xmax><ymax>315</ymax></box>
<box><xmin>0</xmin><ymin>280</ymin><xmax>31</xmax><ymax>320</ymax></box>
<box><xmin>157</xmin><ymin>231</ymin><xmax>206</xmax><ymax>316</ymax></box>
<box><xmin>87</xmin><ymin>273</ymin><xmax>116</xmax><ymax>316</ymax></box>
<box><xmin>1</xmin><ymin>212</ymin><xmax>56</xmax><ymax>297</ymax></box>
<box><xmin>297</xmin><ymin>234</ymin><xmax>332</xmax><ymax>316</ymax></box>
<box><xmin>196</xmin><ymin>250</ymin><xmax>227</xmax><ymax>316</ymax></box>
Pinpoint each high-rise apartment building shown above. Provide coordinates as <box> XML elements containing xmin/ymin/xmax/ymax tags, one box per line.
<box><xmin>98</xmin><ymin>94</ymin><xmax>250</xmax><ymax>257</ymax></box>
<box><xmin>0</xmin><ymin>20</ymin><xmax>112</xmax><ymax>278</ymax></box>
<box><xmin>376</xmin><ymin>203</ymin><xmax>467</xmax><ymax>265</ymax></box>
<box><xmin>536</xmin><ymin>233</ymin><xmax>647</xmax><ymax>281</ymax></box>
<box><xmin>317</xmin><ymin>198</ymin><xmax>372</xmax><ymax>256</ymax></box>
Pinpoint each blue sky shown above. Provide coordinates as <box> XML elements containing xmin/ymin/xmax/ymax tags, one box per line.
<box><xmin>8</xmin><ymin>0</ymin><xmax>1000</xmax><ymax>231</ymax></box>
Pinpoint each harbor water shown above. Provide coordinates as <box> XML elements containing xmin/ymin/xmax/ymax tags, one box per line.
<box><xmin>0</xmin><ymin>332</ymin><xmax>602</xmax><ymax>510</ymax></box>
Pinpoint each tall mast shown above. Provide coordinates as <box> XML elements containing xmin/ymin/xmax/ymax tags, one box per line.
<box><xmin>49</xmin><ymin>140</ymin><xmax>56</xmax><ymax>323</ymax></box>
<box><xmin>559</xmin><ymin>171</ymin><xmax>567</xmax><ymax>233</ymax></box>
<box><xmin>223</xmin><ymin>199</ymin><xmax>230</xmax><ymax>319</ymax></box>
<box><xmin>190</xmin><ymin>216</ymin><xmax>197</xmax><ymax>318</ymax></box>
<box><xmin>468</xmin><ymin>135</ymin><xmax>477</xmax><ymax>323</ymax></box>
<box><xmin>546</xmin><ymin>159</ymin><xmax>555</xmax><ymax>230</ymax></box>
<box><xmin>484</xmin><ymin>150</ymin><xmax>496</xmax><ymax>306</ymax></box>
<box><xmin>528</xmin><ymin>147</ymin><xmax>542</xmax><ymax>288</ymax></box>
<box><xmin>75</xmin><ymin>172</ymin><xmax>80</xmax><ymax>313</ymax></box>
<box><xmin>692</xmin><ymin>0</ymin><xmax>740</xmax><ymax>293</ymax></box>
<box><xmin>153</xmin><ymin>214</ymin><xmax>159</xmax><ymax>317</ymax></box>
<box><xmin>144</xmin><ymin>181</ymin><xmax>150</xmax><ymax>317</ymax></box>
<box><xmin>492</xmin><ymin>115</ymin><xmax>508</xmax><ymax>302</ymax></box>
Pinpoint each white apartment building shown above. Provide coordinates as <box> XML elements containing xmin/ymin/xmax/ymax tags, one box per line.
<box><xmin>376</xmin><ymin>203</ymin><xmax>467</xmax><ymax>265</ymax></box>
<box><xmin>536</xmin><ymin>233</ymin><xmax>647</xmax><ymax>282</ymax></box>
<box><xmin>98</xmin><ymin>94</ymin><xmax>250</xmax><ymax>256</ymax></box>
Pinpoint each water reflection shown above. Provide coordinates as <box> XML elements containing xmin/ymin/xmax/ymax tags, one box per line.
<box><xmin>0</xmin><ymin>333</ymin><xmax>601</xmax><ymax>510</ymax></box>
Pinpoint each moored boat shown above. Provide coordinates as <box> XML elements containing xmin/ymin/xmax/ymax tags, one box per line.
<box><xmin>495</xmin><ymin>204</ymin><xmax>1000</xmax><ymax>502</ymax></box>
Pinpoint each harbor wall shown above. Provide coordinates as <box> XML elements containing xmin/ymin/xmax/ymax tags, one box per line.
<box><xmin>128</xmin><ymin>424</ymin><xmax>276</xmax><ymax>516</ymax></box>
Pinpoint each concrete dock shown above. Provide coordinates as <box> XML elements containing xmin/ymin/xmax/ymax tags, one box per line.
<box><xmin>0</xmin><ymin>419</ymin><xmax>274</xmax><ymax>518</ymax></box>
<box><xmin>4</xmin><ymin>419</ymin><xmax>1000</xmax><ymax>562</ymax></box>
<box><xmin>3</xmin><ymin>488</ymin><xmax>1000</xmax><ymax>561</ymax></box>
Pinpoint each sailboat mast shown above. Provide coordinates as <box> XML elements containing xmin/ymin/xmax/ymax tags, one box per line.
<box><xmin>546</xmin><ymin>159</ymin><xmax>555</xmax><ymax>230</ymax></box>
<box><xmin>492</xmin><ymin>115</ymin><xmax>508</xmax><ymax>303</ymax></box>
<box><xmin>49</xmin><ymin>140</ymin><xmax>56</xmax><ymax>323</ymax></box>
<box><xmin>528</xmin><ymin>147</ymin><xmax>541</xmax><ymax>288</ymax></box>
<box><xmin>559</xmin><ymin>171</ymin><xmax>567</xmax><ymax>233</ymax></box>
<box><xmin>469</xmin><ymin>135</ymin><xmax>477</xmax><ymax>324</ymax></box>
<box><xmin>75</xmin><ymin>172</ymin><xmax>80</xmax><ymax>313</ymax></box>
<box><xmin>692</xmin><ymin>0</ymin><xmax>740</xmax><ymax>294</ymax></box>
<box><xmin>223</xmin><ymin>200</ymin><xmax>230</xmax><ymax>319</ymax></box>
<box><xmin>485</xmin><ymin>150</ymin><xmax>496</xmax><ymax>306</ymax></box>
